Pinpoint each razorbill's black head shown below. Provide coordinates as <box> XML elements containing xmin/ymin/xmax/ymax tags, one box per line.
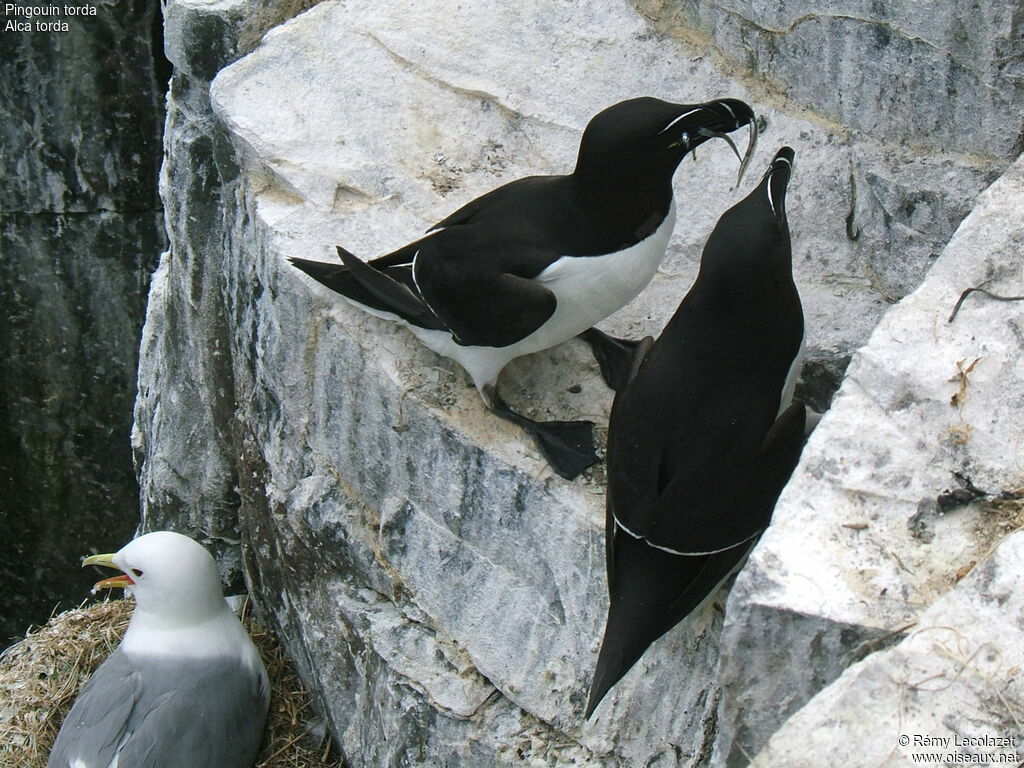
<box><xmin>689</xmin><ymin>145</ymin><xmax>795</xmax><ymax>298</ymax></box>
<box><xmin>289</xmin><ymin>97</ymin><xmax>758</xmax><ymax>480</ymax></box>
<box><xmin>576</xmin><ymin>97</ymin><xmax>755</xmax><ymax>184</ymax></box>
<box><xmin>585</xmin><ymin>146</ymin><xmax>805</xmax><ymax>718</ymax></box>
<box><xmin>574</xmin><ymin>98</ymin><xmax>757</xmax><ymax>235</ymax></box>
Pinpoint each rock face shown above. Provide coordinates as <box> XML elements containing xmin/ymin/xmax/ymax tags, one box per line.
<box><xmin>713</xmin><ymin>153</ymin><xmax>1024</xmax><ymax>767</ymax></box>
<box><xmin>637</xmin><ymin>0</ymin><xmax>1020</xmax><ymax>301</ymax></box>
<box><xmin>136</xmin><ymin>0</ymin><xmax>1023</xmax><ymax>765</ymax></box>
<box><xmin>751</xmin><ymin>528</ymin><xmax>1024</xmax><ymax>768</ymax></box>
<box><xmin>134</xmin><ymin>0</ymin><xmax>321</xmax><ymax>582</ymax></box>
<box><xmin>636</xmin><ymin>0</ymin><xmax>1024</xmax><ymax>160</ymax></box>
<box><xmin>0</xmin><ymin>0</ymin><xmax>165</xmax><ymax>644</ymax></box>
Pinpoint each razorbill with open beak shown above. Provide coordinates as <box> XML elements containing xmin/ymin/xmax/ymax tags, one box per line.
<box><xmin>47</xmin><ymin>531</ymin><xmax>269</xmax><ymax>768</ymax></box>
<box><xmin>289</xmin><ymin>96</ymin><xmax>757</xmax><ymax>479</ymax></box>
<box><xmin>585</xmin><ymin>147</ymin><xmax>806</xmax><ymax>717</ymax></box>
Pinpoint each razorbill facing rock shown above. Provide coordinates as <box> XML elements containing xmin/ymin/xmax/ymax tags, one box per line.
<box><xmin>586</xmin><ymin>147</ymin><xmax>806</xmax><ymax>717</ymax></box>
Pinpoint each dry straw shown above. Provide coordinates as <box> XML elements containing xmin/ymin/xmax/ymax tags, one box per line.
<box><xmin>0</xmin><ymin>598</ymin><xmax>343</xmax><ymax>768</ymax></box>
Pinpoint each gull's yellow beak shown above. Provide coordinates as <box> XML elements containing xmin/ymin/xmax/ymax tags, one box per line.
<box><xmin>82</xmin><ymin>553</ymin><xmax>134</xmax><ymax>591</ymax></box>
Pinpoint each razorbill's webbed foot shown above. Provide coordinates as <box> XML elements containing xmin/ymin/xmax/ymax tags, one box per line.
<box><xmin>484</xmin><ymin>386</ymin><xmax>597</xmax><ymax>479</ymax></box>
<box><xmin>578</xmin><ymin>328</ymin><xmax>655</xmax><ymax>392</ymax></box>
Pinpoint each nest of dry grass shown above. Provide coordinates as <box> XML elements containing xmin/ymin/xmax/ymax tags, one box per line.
<box><xmin>0</xmin><ymin>598</ymin><xmax>344</xmax><ymax>768</ymax></box>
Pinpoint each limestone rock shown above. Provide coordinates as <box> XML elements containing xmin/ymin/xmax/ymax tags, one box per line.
<box><xmin>194</xmin><ymin>0</ymin><xmax>889</xmax><ymax>762</ymax></box>
<box><xmin>713</xmin><ymin>153</ymin><xmax>1024</xmax><ymax>767</ymax></box>
<box><xmin>751</xmin><ymin>529</ymin><xmax>1024</xmax><ymax>767</ymax></box>
<box><xmin>634</xmin><ymin>0</ymin><xmax>1024</xmax><ymax>161</ymax></box>
<box><xmin>635</xmin><ymin>0</ymin><xmax>1016</xmax><ymax>302</ymax></box>
<box><xmin>0</xmin><ymin>0</ymin><xmax>164</xmax><ymax>213</ymax></box>
<box><xmin>134</xmin><ymin>0</ymin><xmax>319</xmax><ymax>579</ymax></box>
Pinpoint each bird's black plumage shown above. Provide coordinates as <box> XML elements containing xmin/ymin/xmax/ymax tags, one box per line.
<box><xmin>586</xmin><ymin>146</ymin><xmax>806</xmax><ymax>717</ymax></box>
<box><xmin>290</xmin><ymin>96</ymin><xmax>757</xmax><ymax>479</ymax></box>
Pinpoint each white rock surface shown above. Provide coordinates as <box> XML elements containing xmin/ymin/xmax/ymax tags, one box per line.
<box><xmin>750</xmin><ymin>528</ymin><xmax>1024</xmax><ymax>768</ymax></box>
<box><xmin>713</xmin><ymin>153</ymin><xmax>1024</xmax><ymax>767</ymax></box>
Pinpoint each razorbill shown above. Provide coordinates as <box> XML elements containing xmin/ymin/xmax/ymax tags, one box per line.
<box><xmin>585</xmin><ymin>147</ymin><xmax>806</xmax><ymax>717</ymax></box>
<box><xmin>47</xmin><ymin>532</ymin><xmax>269</xmax><ymax>768</ymax></box>
<box><xmin>290</xmin><ymin>96</ymin><xmax>757</xmax><ymax>479</ymax></box>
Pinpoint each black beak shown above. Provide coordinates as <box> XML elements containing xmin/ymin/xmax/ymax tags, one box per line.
<box><xmin>761</xmin><ymin>146</ymin><xmax>795</xmax><ymax>220</ymax></box>
<box><xmin>697</xmin><ymin>98</ymin><xmax>756</xmax><ymax>132</ymax></box>
<box><xmin>665</xmin><ymin>98</ymin><xmax>758</xmax><ymax>184</ymax></box>
<box><xmin>663</xmin><ymin>99</ymin><xmax>754</xmax><ymax>143</ymax></box>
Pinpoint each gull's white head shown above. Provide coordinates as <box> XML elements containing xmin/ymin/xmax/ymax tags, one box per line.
<box><xmin>84</xmin><ymin>531</ymin><xmax>227</xmax><ymax>626</ymax></box>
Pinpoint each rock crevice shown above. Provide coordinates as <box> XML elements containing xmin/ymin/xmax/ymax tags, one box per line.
<box><xmin>0</xmin><ymin>0</ymin><xmax>166</xmax><ymax>644</ymax></box>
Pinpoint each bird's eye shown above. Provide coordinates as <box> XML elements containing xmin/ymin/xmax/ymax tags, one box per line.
<box><xmin>130</xmin><ymin>568</ymin><xmax>143</xmax><ymax>578</ymax></box>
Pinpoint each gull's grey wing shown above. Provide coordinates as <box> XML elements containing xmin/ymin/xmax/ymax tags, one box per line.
<box><xmin>48</xmin><ymin>649</ymin><xmax>269</xmax><ymax>768</ymax></box>
<box><xmin>47</xmin><ymin>648</ymin><xmax>139</xmax><ymax>768</ymax></box>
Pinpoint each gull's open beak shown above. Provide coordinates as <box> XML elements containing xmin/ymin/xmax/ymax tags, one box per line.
<box><xmin>82</xmin><ymin>552</ymin><xmax>135</xmax><ymax>592</ymax></box>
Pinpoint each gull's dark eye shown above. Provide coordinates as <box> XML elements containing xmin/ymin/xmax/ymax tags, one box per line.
<box><xmin>130</xmin><ymin>568</ymin><xmax>143</xmax><ymax>578</ymax></box>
